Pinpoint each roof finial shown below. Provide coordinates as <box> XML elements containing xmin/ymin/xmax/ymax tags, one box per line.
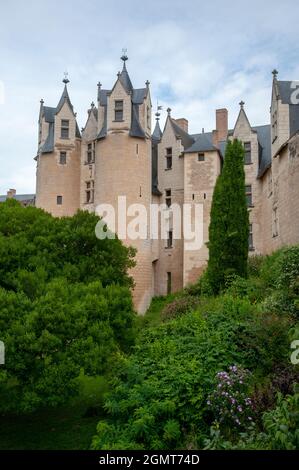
<box><xmin>40</xmin><ymin>98</ymin><xmax>44</xmax><ymax>105</ymax></box>
<box><xmin>239</xmin><ymin>100</ymin><xmax>245</xmax><ymax>109</ymax></box>
<box><xmin>167</xmin><ymin>107</ymin><xmax>171</xmax><ymax>116</ymax></box>
<box><xmin>121</xmin><ymin>48</ymin><xmax>128</xmax><ymax>63</ymax></box>
<box><xmin>90</xmin><ymin>101</ymin><xmax>95</xmax><ymax>108</ymax></box>
<box><xmin>63</xmin><ymin>71</ymin><xmax>70</xmax><ymax>85</ymax></box>
<box><xmin>117</xmin><ymin>71</ymin><xmax>121</xmax><ymax>78</ymax></box>
<box><xmin>272</xmin><ymin>69</ymin><xmax>278</xmax><ymax>79</ymax></box>
<box><xmin>145</xmin><ymin>80</ymin><xmax>150</xmax><ymax>88</ymax></box>
<box><xmin>97</xmin><ymin>81</ymin><xmax>102</xmax><ymax>89</ymax></box>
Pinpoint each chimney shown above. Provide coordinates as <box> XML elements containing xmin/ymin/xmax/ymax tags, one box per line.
<box><xmin>215</xmin><ymin>108</ymin><xmax>228</xmax><ymax>143</ymax></box>
<box><xmin>7</xmin><ymin>189</ymin><xmax>16</xmax><ymax>199</ymax></box>
<box><xmin>175</xmin><ymin>118</ymin><xmax>189</xmax><ymax>133</ymax></box>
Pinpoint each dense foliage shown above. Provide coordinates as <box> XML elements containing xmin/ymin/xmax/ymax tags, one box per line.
<box><xmin>0</xmin><ymin>200</ymin><xmax>136</xmax><ymax>413</ymax></box>
<box><xmin>207</xmin><ymin>140</ymin><xmax>249</xmax><ymax>293</ymax></box>
<box><xmin>92</xmin><ymin>246</ymin><xmax>299</xmax><ymax>450</ymax></box>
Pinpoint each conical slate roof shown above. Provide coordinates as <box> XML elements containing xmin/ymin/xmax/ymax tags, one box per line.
<box><xmin>119</xmin><ymin>61</ymin><xmax>133</xmax><ymax>93</ymax></box>
<box><xmin>152</xmin><ymin>120</ymin><xmax>162</xmax><ymax>141</ymax></box>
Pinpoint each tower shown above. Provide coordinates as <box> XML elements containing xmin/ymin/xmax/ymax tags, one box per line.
<box><xmin>94</xmin><ymin>54</ymin><xmax>153</xmax><ymax>314</ymax></box>
<box><xmin>35</xmin><ymin>75</ymin><xmax>81</xmax><ymax>216</ymax></box>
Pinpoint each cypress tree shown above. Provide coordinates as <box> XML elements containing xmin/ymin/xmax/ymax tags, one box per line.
<box><xmin>207</xmin><ymin>139</ymin><xmax>249</xmax><ymax>293</ymax></box>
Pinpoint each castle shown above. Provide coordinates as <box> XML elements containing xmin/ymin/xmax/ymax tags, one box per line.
<box><xmin>33</xmin><ymin>56</ymin><xmax>299</xmax><ymax>313</ymax></box>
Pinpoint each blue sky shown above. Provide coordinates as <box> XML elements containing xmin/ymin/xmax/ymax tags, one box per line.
<box><xmin>0</xmin><ymin>0</ymin><xmax>299</xmax><ymax>194</ymax></box>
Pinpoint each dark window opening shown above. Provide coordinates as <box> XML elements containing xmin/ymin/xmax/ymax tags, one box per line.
<box><xmin>167</xmin><ymin>272</ymin><xmax>172</xmax><ymax>294</ymax></box>
<box><xmin>244</xmin><ymin>142</ymin><xmax>252</xmax><ymax>164</ymax></box>
<box><xmin>166</xmin><ymin>230</ymin><xmax>173</xmax><ymax>249</ymax></box>
<box><xmin>114</xmin><ymin>100</ymin><xmax>124</xmax><ymax>121</ymax></box>
<box><xmin>59</xmin><ymin>151</ymin><xmax>66</xmax><ymax>165</ymax></box>
<box><xmin>166</xmin><ymin>147</ymin><xmax>172</xmax><ymax>169</ymax></box>
<box><xmin>57</xmin><ymin>195</ymin><xmax>62</xmax><ymax>205</ymax></box>
<box><xmin>245</xmin><ymin>184</ymin><xmax>253</xmax><ymax>207</ymax></box>
<box><xmin>61</xmin><ymin>119</ymin><xmax>69</xmax><ymax>139</ymax></box>
<box><xmin>198</xmin><ymin>153</ymin><xmax>205</xmax><ymax>161</ymax></box>
<box><xmin>165</xmin><ymin>189</ymin><xmax>171</xmax><ymax>208</ymax></box>
<box><xmin>86</xmin><ymin>180</ymin><xmax>94</xmax><ymax>204</ymax></box>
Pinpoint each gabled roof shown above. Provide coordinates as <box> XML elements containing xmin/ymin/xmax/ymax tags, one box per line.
<box><xmin>97</xmin><ymin>63</ymin><xmax>148</xmax><ymax>140</ymax></box>
<box><xmin>119</xmin><ymin>62</ymin><xmax>133</xmax><ymax>93</ymax></box>
<box><xmin>43</xmin><ymin>106</ymin><xmax>55</xmax><ymax>123</ymax></box>
<box><xmin>130</xmin><ymin>104</ymin><xmax>146</xmax><ymax>138</ymax></box>
<box><xmin>132</xmin><ymin>88</ymin><xmax>147</xmax><ymax>104</ymax></box>
<box><xmin>169</xmin><ymin>118</ymin><xmax>195</xmax><ymax>149</ymax></box>
<box><xmin>184</xmin><ymin>132</ymin><xmax>217</xmax><ymax>153</ymax></box>
<box><xmin>39</xmin><ymin>83</ymin><xmax>80</xmax><ymax>155</ymax></box>
<box><xmin>255</xmin><ymin>124</ymin><xmax>271</xmax><ymax>178</ymax></box>
<box><xmin>56</xmin><ymin>85</ymin><xmax>74</xmax><ymax>115</ymax></box>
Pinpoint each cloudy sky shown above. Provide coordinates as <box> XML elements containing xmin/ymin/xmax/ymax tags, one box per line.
<box><xmin>0</xmin><ymin>0</ymin><xmax>299</xmax><ymax>194</ymax></box>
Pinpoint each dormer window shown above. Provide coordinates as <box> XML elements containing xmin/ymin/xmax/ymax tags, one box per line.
<box><xmin>198</xmin><ymin>153</ymin><xmax>205</xmax><ymax>161</ymax></box>
<box><xmin>114</xmin><ymin>100</ymin><xmax>124</xmax><ymax>121</ymax></box>
<box><xmin>61</xmin><ymin>120</ymin><xmax>69</xmax><ymax>139</ymax></box>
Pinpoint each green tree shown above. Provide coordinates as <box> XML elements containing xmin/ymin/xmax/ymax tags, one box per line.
<box><xmin>207</xmin><ymin>139</ymin><xmax>249</xmax><ymax>293</ymax></box>
<box><xmin>0</xmin><ymin>200</ymin><xmax>136</xmax><ymax>413</ymax></box>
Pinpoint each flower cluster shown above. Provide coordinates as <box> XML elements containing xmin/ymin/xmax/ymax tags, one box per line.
<box><xmin>207</xmin><ymin>365</ymin><xmax>254</xmax><ymax>430</ymax></box>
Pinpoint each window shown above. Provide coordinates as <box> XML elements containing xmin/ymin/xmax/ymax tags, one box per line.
<box><xmin>272</xmin><ymin>110</ymin><xmax>278</xmax><ymax>143</ymax></box>
<box><xmin>166</xmin><ymin>229</ymin><xmax>173</xmax><ymax>249</ymax></box>
<box><xmin>59</xmin><ymin>151</ymin><xmax>66</xmax><ymax>165</ymax></box>
<box><xmin>198</xmin><ymin>153</ymin><xmax>205</xmax><ymax>161</ymax></box>
<box><xmin>57</xmin><ymin>195</ymin><xmax>62</xmax><ymax>205</ymax></box>
<box><xmin>87</xmin><ymin>143</ymin><xmax>92</xmax><ymax>163</ymax></box>
<box><xmin>86</xmin><ymin>180</ymin><xmax>94</xmax><ymax>204</ymax></box>
<box><xmin>267</xmin><ymin>170</ymin><xmax>273</xmax><ymax>197</ymax></box>
<box><xmin>245</xmin><ymin>185</ymin><xmax>253</xmax><ymax>207</ymax></box>
<box><xmin>244</xmin><ymin>142</ymin><xmax>252</xmax><ymax>164</ymax></box>
<box><xmin>167</xmin><ymin>272</ymin><xmax>172</xmax><ymax>295</ymax></box>
<box><xmin>165</xmin><ymin>147</ymin><xmax>172</xmax><ymax>169</ymax></box>
<box><xmin>249</xmin><ymin>223</ymin><xmax>254</xmax><ymax>250</ymax></box>
<box><xmin>114</xmin><ymin>100</ymin><xmax>123</xmax><ymax>121</ymax></box>
<box><xmin>61</xmin><ymin>119</ymin><xmax>69</xmax><ymax>139</ymax></box>
<box><xmin>272</xmin><ymin>207</ymin><xmax>279</xmax><ymax>237</ymax></box>
<box><xmin>147</xmin><ymin>106</ymin><xmax>150</xmax><ymax>129</ymax></box>
<box><xmin>165</xmin><ymin>189</ymin><xmax>171</xmax><ymax>208</ymax></box>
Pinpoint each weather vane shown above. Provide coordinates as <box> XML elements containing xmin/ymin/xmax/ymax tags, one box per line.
<box><xmin>121</xmin><ymin>48</ymin><xmax>128</xmax><ymax>62</ymax></box>
<box><xmin>63</xmin><ymin>71</ymin><xmax>70</xmax><ymax>84</ymax></box>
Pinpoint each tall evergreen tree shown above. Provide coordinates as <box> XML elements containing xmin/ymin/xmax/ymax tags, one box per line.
<box><xmin>207</xmin><ymin>139</ymin><xmax>249</xmax><ymax>293</ymax></box>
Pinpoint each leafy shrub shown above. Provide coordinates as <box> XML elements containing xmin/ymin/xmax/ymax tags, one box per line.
<box><xmin>251</xmin><ymin>365</ymin><xmax>299</xmax><ymax>418</ymax></box>
<box><xmin>0</xmin><ymin>202</ymin><xmax>136</xmax><ymax>413</ymax></box>
<box><xmin>161</xmin><ymin>296</ymin><xmax>200</xmax><ymax>321</ymax></box>
<box><xmin>225</xmin><ymin>274</ymin><xmax>265</xmax><ymax>303</ymax></box>
<box><xmin>248</xmin><ymin>255</ymin><xmax>264</xmax><ymax>277</ymax></box>
<box><xmin>262</xmin><ymin>390</ymin><xmax>299</xmax><ymax>449</ymax></box>
<box><xmin>207</xmin><ymin>366</ymin><xmax>254</xmax><ymax>432</ymax></box>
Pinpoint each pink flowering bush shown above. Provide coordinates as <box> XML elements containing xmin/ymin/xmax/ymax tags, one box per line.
<box><xmin>207</xmin><ymin>365</ymin><xmax>255</xmax><ymax>431</ymax></box>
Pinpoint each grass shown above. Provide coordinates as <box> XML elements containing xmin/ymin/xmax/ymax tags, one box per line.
<box><xmin>0</xmin><ymin>375</ymin><xmax>108</xmax><ymax>450</ymax></box>
<box><xmin>136</xmin><ymin>293</ymin><xmax>178</xmax><ymax>329</ymax></box>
